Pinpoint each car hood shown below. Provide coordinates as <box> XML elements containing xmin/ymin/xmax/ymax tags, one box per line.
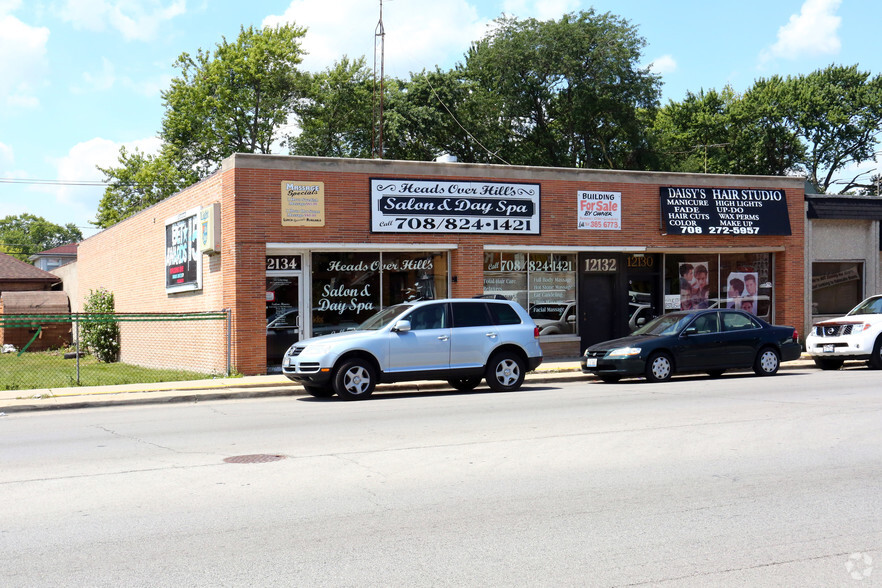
<box><xmin>587</xmin><ymin>334</ymin><xmax>657</xmax><ymax>352</ymax></box>
<box><xmin>296</xmin><ymin>329</ymin><xmax>374</xmax><ymax>347</ymax></box>
<box><xmin>813</xmin><ymin>314</ymin><xmax>882</xmax><ymax>326</ymax></box>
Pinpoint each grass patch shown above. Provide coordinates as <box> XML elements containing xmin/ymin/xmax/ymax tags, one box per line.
<box><xmin>0</xmin><ymin>348</ymin><xmax>222</xmax><ymax>391</ymax></box>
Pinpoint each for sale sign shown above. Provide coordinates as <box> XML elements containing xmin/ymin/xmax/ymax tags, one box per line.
<box><xmin>578</xmin><ymin>191</ymin><xmax>621</xmax><ymax>230</ymax></box>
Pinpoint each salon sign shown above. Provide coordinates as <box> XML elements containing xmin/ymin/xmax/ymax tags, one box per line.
<box><xmin>371</xmin><ymin>178</ymin><xmax>540</xmax><ymax>234</ymax></box>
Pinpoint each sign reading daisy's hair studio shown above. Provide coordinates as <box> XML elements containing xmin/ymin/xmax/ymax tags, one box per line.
<box><xmin>165</xmin><ymin>207</ymin><xmax>202</xmax><ymax>293</ymax></box>
<box><xmin>660</xmin><ymin>186</ymin><xmax>792</xmax><ymax>236</ymax></box>
<box><xmin>371</xmin><ymin>178</ymin><xmax>540</xmax><ymax>234</ymax></box>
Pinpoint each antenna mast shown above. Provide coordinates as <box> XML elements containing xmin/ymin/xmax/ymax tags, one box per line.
<box><xmin>372</xmin><ymin>0</ymin><xmax>385</xmax><ymax>158</ymax></box>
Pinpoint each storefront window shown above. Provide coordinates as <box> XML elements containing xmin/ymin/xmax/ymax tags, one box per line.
<box><xmin>483</xmin><ymin>252</ymin><xmax>577</xmax><ymax>335</ymax></box>
<box><xmin>311</xmin><ymin>251</ymin><xmax>448</xmax><ymax>335</ymax></box>
<box><xmin>664</xmin><ymin>255</ymin><xmax>719</xmax><ymax>311</ymax></box>
<box><xmin>664</xmin><ymin>253</ymin><xmax>772</xmax><ymax>319</ymax></box>
<box><xmin>812</xmin><ymin>261</ymin><xmax>863</xmax><ymax>315</ymax></box>
<box><xmin>381</xmin><ymin>252</ymin><xmax>448</xmax><ymax>307</ymax></box>
<box><xmin>719</xmin><ymin>253</ymin><xmax>772</xmax><ymax>319</ymax></box>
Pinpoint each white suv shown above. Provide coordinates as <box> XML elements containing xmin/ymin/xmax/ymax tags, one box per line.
<box><xmin>806</xmin><ymin>294</ymin><xmax>882</xmax><ymax>370</ymax></box>
<box><xmin>282</xmin><ymin>299</ymin><xmax>543</xmax><ymax>400</ymax></box>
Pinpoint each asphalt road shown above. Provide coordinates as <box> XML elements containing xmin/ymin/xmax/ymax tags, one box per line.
<box><xmin>1</xmin><ymin>369</ymin><xmax>880</xmax><ymax>587</ymax></box>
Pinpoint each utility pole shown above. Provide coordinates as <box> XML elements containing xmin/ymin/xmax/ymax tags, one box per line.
<box><xmin>372</xmin><ymin>0</ymin><xmax>385</xmax><ymax>159</ymax></box>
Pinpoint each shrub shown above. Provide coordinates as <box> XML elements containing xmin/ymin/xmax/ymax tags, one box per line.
<box><xmin>81</xmin><ymin>288</ymin><xmax>120</xmax><ymax>363</ymax></box>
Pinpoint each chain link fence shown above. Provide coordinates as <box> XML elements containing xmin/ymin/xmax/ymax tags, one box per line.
<box><xmin>0</xmin><ymin>311</ymin><xmax>231</xmax><ymax>391</ymax></box>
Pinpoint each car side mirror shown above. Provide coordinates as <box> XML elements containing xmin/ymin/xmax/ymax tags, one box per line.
<box><xmin>393</xmin><ymin>320</ymin><xmax>411</xmax><ymax>333</ymax></box>
<box><xmin>682</xmin><ymin>327</ymin><xmax>697</xmax><ymax>336</ymax></box>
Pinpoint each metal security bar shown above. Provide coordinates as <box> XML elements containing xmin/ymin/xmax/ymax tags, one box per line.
<box><xmin>0</xmin><ymin>311</ymin><xmax>231</xmax><ymax>391</ymax></box>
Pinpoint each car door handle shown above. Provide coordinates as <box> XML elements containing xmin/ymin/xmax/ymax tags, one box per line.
<box><xmin>485</xmin><ymin>332</ymin><xmax>498</xmax><ymax>339</ymax></box>
<box><xmin>437</xmin><ymin>335</ymin><xmax>449</xmax><ymax>341</ymax></box>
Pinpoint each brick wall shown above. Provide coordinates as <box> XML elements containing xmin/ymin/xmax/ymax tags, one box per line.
<box><xmin>77</xmin><ymin>156</ymin><xmax>805</xmax><ymax>375</ymax></box>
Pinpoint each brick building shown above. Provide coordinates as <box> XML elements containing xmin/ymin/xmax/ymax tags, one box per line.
<box><xmin>76</xmin><ymin>155</ymin><xmax>805</xmax><ymax>375</ymax></box>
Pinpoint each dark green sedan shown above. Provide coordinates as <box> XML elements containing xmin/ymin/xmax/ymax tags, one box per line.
<box><xmin>581</xmin><ymin>309</ymin><xmax>802</xmax><ymax>383</ymax></box>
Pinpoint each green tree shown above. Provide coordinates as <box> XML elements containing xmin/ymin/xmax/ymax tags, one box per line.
<box><xmin>81</xmin><ymin>288</ymin><xmax>120</xmax><ymax>363</ymax></box>
<box><xmin>95</xmin><ymin>23</ymin><xmax>307</xmax><ymax>228</ymax></box>
<box><xmin>650</xmin><ymin>85</ymin><xmax>804</xmax><ymax>176</ymax></box>
<box><xmin>0</xmin><ymin>213</ymin><xmax>83</xmax><ymax>261</ymax></box>
<box><xmin>779</xmin><ymin>64</ymin><xmax>882</xmax><ymax>193</ymax></box>
<box><xmin>288</xmin><ymin>57</ymin><xmax>375</xmax><ymax>158</ymax></box>
<box><xmin>458</xmin><ymin>11</ymin><xmax>661</xmax><ymax>168</ymax></box>
<box><xmin>94</xmin><ymin>146</ymin><xmax>199</xmax><ymax>229</ymax></box>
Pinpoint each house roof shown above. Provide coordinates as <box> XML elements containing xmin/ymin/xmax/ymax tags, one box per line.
<box><xmin>0</xmin><ymin>251</ymin><xmax>61</xmax><ymax>283</ymax></box>
<box><xmin>0</xmin><ymin>290</ymin><xmax>70</xmax><ymax>313</ymax></box>
<box><xmin>29</xmin><ymin>242</ymin><xmax>79</xmax><ymax>258</ymax></box>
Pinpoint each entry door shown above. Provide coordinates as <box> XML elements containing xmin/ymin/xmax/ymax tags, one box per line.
<box><xmin>579</xmin><ymin>272</ymin><xmax>616</xmax><ymax>351</ymax></box>
<box><xmin>266</xmin><ymin>275</ymin><xmax>302</xmax><ymax>367</ymax></box>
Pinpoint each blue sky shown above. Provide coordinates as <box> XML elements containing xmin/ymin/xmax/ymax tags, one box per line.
<box><xmin>1</xmin><ymin>0</ymin><xmax>878</xmax><ymax>240</ymax></box>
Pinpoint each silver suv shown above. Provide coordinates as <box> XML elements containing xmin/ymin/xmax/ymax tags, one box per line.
<box><xmin>282</xmin><ymin>299</ymin><xmax>543</xmax><ymax>400</ymax></box>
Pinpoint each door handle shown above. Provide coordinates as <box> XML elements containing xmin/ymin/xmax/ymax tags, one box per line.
<box><xmin>437</xmin><ymin>335</ymin><xmax>449</xmax><ymax>341</ymax></box>
<box><xmin>485</xmin><ymin>332</ymin><xmax>498</xmax><ymax>339</ymax></box>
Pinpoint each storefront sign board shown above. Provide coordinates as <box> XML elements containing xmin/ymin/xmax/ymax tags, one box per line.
<box><xmin>282</xmin><ymin>181</ymin><xmax>325</xmax><ymax>227</ymax></box>
<box><xmin>371</xmin><ymin>178</ymin><xmax>540</xmax><ymax>234</ymax></box>
<box><xmin>659</xmin><ymin>186</ymin><xmax>791</xmax><ymax>236</ymax></box>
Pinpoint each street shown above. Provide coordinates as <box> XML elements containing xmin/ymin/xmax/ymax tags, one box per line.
<box><xmin>1</xmin><ymin>368</ymin><xmax>880</xmax><ymax>587</ymax></box>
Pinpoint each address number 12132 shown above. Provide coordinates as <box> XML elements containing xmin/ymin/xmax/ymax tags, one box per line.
<box><xmin>583</xmin><ymin>258</ymin><xmax>617</xmax><ymax>272</ymax></box>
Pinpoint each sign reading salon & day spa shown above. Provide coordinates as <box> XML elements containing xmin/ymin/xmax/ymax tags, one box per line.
<box><xmin>371</xmin><ymin>178</ymin><xmax>540</xmax><ymax>234</ymax></box>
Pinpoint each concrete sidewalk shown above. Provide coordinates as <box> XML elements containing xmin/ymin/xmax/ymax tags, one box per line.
<box><xmin>0</xmin><ymin>356</ymin><xmax>819</xmax><ymax>414</ymax></box>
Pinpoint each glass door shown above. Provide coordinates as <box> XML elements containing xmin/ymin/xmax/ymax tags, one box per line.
<box><xmin>266</xmin><ymin>254</ymin><xmax>303</xmax><ymax>371</ymax></box>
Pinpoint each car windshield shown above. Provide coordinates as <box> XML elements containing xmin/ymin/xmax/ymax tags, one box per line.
<box><xmin>356</xmin><ymin>304</ymin><xmax>412</xmax><ymax>330</ymax></box>
<box><xmin>632</xmin><ymin>312</ymin><xmax>693</xmax><ymax>336</ymax></box>
<box><xmin>848</xmin><ymin>296</ymin><xmax>882</xmax><ymax>316</ymax></box>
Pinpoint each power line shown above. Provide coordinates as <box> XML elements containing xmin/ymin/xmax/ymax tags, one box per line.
<box><xmin>0</xmin><ymin>177</ymin><xmax>109</xmax><ymax>187</ymax></box>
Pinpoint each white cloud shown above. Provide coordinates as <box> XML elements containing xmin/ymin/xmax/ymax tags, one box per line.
<box><xmin>0</xmin><ymin>13</ymin><xmax>49</xmax><ymax>109</ymax></box>
<box><xmin>73</xmin><ymin>57</ymin><xmax>117</xmax><ymax>94</ymax></box>
<box><xmin>762</xmin><ymin>0</ymin><xmax>842</xmax><ymax>62</ymax></box>
<box><xmin>501</xmin><ymin>0</ymin><xmax>579</xmax><ymax>20</ymax></box>
<box><xmin>57</xmin><ymin>0</ymin><xmax>186</xmax><ymax>41</ymax></box>
<box><xmin>264</xmin><ymin>0</ymin><xmax>488</xmax><ymax>77</ymax></box>
<box><xmin>0</xmin><ymin>141</ymin><xmax>13</xmax><ymax>167</ymax></box>
<box><xmin>649</xmin><ymin>54</ymin><xmax>677</xmax><ymax>75</ymax></box>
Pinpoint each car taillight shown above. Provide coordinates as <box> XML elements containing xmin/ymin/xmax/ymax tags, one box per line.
<box><xmin>792</xmin><ymin>329</ymin><xmax>799</xmax><ymax>341</ymax></box>
<box><xmin>534</xmin><ymin>326</ymin><xmax>540</xmax><ymax>339</ymax></box>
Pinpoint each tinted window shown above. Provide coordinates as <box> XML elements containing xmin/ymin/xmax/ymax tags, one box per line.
<box><xmin>452</xmin><ymin>302</ymin><xmax>493</xmax><ymax>328</ymax></box>
<box><xmin>488</xmin><ymin>302</ymin><xmax>522</xmax><ymax>325</ymax></box>
<box><xmin>689</xmin><ymin>313</ymin><xmax>720</xmax><ymax>334</ymax></box>
<box><xmin>405</xmin><ymin>304</ymin><xmax>447</xmax><ymax>330</ymax></box>
<box><xmin>721</xmin><ymin>311</ymin><xmax>759</xmax><ymax>331</ymax></box>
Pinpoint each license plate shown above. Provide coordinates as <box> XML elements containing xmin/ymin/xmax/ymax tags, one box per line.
<box><xmin>584</xmin><ymin>358</ymin><xmax>597</xmax><ymax>368</ymax></box>
<box><xmin>823</xmin><ymin>344</ymin><xmax>835</xmax><ymax>353</ymax></box>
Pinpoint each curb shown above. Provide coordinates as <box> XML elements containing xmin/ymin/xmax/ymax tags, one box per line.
<box><xmin>0</xmin><ymin>361</ymin><xmax>820</xmax><ymax>414</ymax></box>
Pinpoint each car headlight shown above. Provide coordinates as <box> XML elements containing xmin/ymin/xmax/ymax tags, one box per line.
<box><xmin>608</xmin><ymin>347</ymin><xmax>641</xmax><ymax>357</ymax></box>
<box><xmin>302</xmin><ymin>343</ymin><xmax>334</xmax><ymax>355</ymax></box>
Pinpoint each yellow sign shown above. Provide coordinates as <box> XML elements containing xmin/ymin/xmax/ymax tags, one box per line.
<box><xmin>281</xmin><ymin>181</ymin><xmax>325</xmax><ymax>227</ymax></box>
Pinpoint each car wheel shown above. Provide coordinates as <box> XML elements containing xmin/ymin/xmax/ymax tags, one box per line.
<box><xmin>813</xmin><ymin>357</ymin><xmax>844</xmax><ymax>371</ymax></box>
<box><xmin>303</xmin><ymin>385</ymin><xmax>334</xmax><ymax>398</ymax></box>
<box><xmin>333</xmin><ymin>358</ymin><xmax>376</xmax><ymax>400</ymax></box>
<box><xmin>645</xmin><ymin>352</ymin><xmax>673</xmax><ymax>382</ymax></box>
<box><xmin>598</xmin><ymin>375</ymin><xmax>620</xmax><ymax>383</ymax></box>
<box><xmin>485</xmin><ymin>351</ymin><xmax>526</xmax><ymax>392</ymax></box>
<box><xmin>869</xmin><ymin>337</ymin><xmax>882</xmax><ymax>370</ymax></box>
<box><xmin>754</xmin><ymin>347</ymin><xmax>780</xmax><ymax>376</ymax></box>
<box><xmin>448</xmin><ymin>377</ymin><xmax>482</xmax><ymax>392</ymax></box>
<box><xmin>707</xmin><ymin>369</ymin><xmax>725</xmax><ymax>379</ymax></box>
